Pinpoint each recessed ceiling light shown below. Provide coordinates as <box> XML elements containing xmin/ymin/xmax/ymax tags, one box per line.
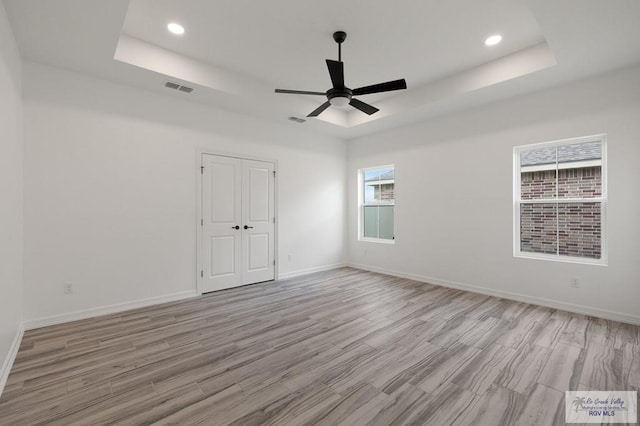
<box><xmin>485</xmin><ymin>34</ymin><xmax>502</xmax><ymax>46</ymax></box>
<box><xmin>167</xmin><ymin>23</ymin><xmax>185</xmax><ymax>35</ymax></box>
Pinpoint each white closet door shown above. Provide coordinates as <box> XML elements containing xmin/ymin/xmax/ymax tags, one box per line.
<box><xmin>241</xmin><ymin>159</ymin><xmax>275</xmax><ymax>285</ymax></box>
<box><xmin>202</xmin><ymin>155</ymin><xmax>242</xmax><ymax>292</ymax></box>
<box><xmin>201</xmin><ymin>155</ymin><xmax>275</xmax><ymax>293</ymax></box>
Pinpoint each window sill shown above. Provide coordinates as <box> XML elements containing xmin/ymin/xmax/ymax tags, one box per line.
<box><xmin>359</xmin><ymin>237</ymin><xmax>395</xmax><ymax>245</ymax></box>
<box><xmin>514</xmin><ymin>252</ymin><xmax>607</xmax><ymax>266</ymax></box>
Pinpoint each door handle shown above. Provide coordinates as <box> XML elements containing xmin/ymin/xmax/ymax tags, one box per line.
<box><xmin>244</xmin><ymin>225</ymin><xmax>254</xmax><ymax>229</ymax></box>
<box><xmin>231</xmin><ymin>225</ymin><xmax>240</xmax><ymax>230</ymax></box>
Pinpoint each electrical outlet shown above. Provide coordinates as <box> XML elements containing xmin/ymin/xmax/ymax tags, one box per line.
<box><xmin>363</xmin><ymin>249</ymin><xmax>367</xmax><ymax>257</ymax></box>
<box><xmin>288</xmin><ymin>254</ymin><xmax>292</xmax><ymax>262</ymax></box>
<box><xmin>570</xmin><ymin>277</ymin><xmax>579</xmax><ymax>288</ymax></box>
<box><xmin>64</xmin><ymin>282</ymin><xmax>73</xmax><ymax>294</ymax></box>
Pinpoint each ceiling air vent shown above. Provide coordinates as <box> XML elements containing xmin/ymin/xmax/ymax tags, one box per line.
<box><xmin>164</xmin><ymin>81</ymin><xmax>194</xmax><ymax>93</ymax></box>
<box><xmin>288</xmin><ymin>116</ymin><xmax>306</xmax><ymax>123</ymax></box>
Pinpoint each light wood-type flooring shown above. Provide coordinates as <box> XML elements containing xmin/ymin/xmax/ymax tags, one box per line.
<box><xmin>1</xmin><ymin>268</ymin><xmax>638</xmax><ymax>425</ymax></box>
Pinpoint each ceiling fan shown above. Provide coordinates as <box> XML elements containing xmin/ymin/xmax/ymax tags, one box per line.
<box><xmin>275</xmin><ymin>31</ymin><xmax>407</xmax><ymax>117</ymax></box>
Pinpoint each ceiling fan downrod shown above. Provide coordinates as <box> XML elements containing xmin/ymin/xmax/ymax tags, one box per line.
<box><xmin>333</xmin><ymin>31</ymin><xmax>347</xmax><ymax>62</ymax></box>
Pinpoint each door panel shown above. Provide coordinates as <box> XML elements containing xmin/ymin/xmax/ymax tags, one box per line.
<box><xmin>248</xmin><ymin>167</ymin><xmax>269</xmax><ymax>222</ymax></box>
<box><xmin>210</xmin><ymin>236</ymin><xmax>235</xmax><ymax>276</ymax></box>
<box><xmin>242</xmin><ymin>160</ymin><xmax>275</xmax><ymax>285</ymax></box>
<box><xmin>248</xmin><ymin>233</ymin><xmax>270</xmax><ymax>270</ymax></box>
<box><xmin>209</xmin><ymin>163</ymin><xmax>236</xmax><ymax>223</ymax></box>
<box><xmin>201</xmin><ymin>155</ymin><xmax>275</xmax><ymax>293</ymax></box>
<box><xmin>202</xmin><ymin>155</ymin><xmax>242</xmax><ymax>292</ymax></box>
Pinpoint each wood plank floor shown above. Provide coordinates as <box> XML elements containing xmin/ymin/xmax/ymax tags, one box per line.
<box><xmin>1</xmin><ymin>268</ymin><xmax>638</xmax><ymax>425</ymax></box>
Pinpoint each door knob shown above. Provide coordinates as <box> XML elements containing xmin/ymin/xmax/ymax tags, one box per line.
<box><xmin>231</xmin><ymin>225</ymin><xmax>240</xmax><ymax>230</ymax></box>
<box><xmin>244</xmin><ymin>225</ymin><xmax>254</xmax><ymax>229</ymax></box>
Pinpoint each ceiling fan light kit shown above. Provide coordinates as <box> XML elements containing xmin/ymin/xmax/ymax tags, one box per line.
<box><xmin>275</xmin><ymin>31</ymin><xmax>407</xmax><ymax>118</ymax></box>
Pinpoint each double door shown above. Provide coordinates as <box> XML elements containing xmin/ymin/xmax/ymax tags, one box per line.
<box><xmin>201</xmin><ymin>154</ymin><xmax>275</xmax><ymax>293</ymax></box>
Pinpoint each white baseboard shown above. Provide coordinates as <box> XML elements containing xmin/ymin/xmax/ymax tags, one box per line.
<box><xmin>24</xmin><ymin>290</ymin><xmax>198</xmax><ymax>331</ymax></box>
<box><xmin>348</xmin><ymin>263</ymin><xmax>640</xmax><ymax>326</ymax></box>
<box><xmin>0</xmin><ymin>324</ymin><xmax>24</xmax><ymax>398</ymax></box>
<box><xmin>278</xmin><ymin>263</ymin><xmax>347</xmax><ymax>280</ymax></box>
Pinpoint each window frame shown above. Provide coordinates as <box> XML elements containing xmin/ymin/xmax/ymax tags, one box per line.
<box><xmin>513</xmin><ymin>134</ymin><xmax>607</xmax><ymax>265</ymax></box>
<box><xmin>358</xmin><ymin>164</ymin><xmax>396</xmax><ymax>244</ymax></box>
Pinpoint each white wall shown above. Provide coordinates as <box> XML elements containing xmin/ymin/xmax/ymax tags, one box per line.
<box><xmin>23</xmin><ymin>62</ymin><xmax>346</xmax><ymax>324</ymax></box>
<box><xmin>15</xmin><ymin>43</ymin><xmax>640</xmax><ymax>331</ymax></box>
<box><xmin>348</xmin><ymin>64</ymin><xmax>640</xmax><ymax>323</ymax></box>
<box><xmin>0</xmin><ymin>0</ymin><xmax>24</xmax><ymax>391</ymax></box>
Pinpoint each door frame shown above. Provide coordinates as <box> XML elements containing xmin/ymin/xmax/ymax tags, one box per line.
<box><xmin>196</xmin><ymin>149</ymin><xmax>279</xmax><ymax>295</ymax></box>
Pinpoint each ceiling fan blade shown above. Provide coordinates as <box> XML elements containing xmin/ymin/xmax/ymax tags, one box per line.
<box><xmin>275</xmin><ymin>89</ymin><xmax>326</xmax><ymax>95</ymax></box>
<box><xmin>307</xmin><ymin>101</ymin><xmax>332</xmax><ymax>117</ymax></box>
<box><xmin>352</xmin><ymin>79</ymin><xmax>407</xmax><ymax>96</ymax></box>
<box><xmin>349</xmin><ymin>98</ymin><xmax>379</xmax><ymax>115</ymax></box>
<box><xmin>326</xmin><ymin>59</ymin><xmax>344</xmax><ymax>88</ymax></box>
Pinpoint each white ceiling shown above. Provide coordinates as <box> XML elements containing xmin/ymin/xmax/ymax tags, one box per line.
<box><xmin>4</xmin><ymin>0</ymin><xmax>640</xmax><ymax>139</ymax></box>
<box><xmin>122</xmin><ymin>0</ymin><xmax>543</xmax><ymax>92</ymax></box>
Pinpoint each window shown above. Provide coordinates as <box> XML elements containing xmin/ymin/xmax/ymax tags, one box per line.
<box><xmin>514</xmin><ymin>135</ymin><xmax>607</xmax><ymax>264</ymax></box>
<box><xmin>359</xmin><ymin>165</ymin><xmax>395</xmax><ymax>242</ymax></box>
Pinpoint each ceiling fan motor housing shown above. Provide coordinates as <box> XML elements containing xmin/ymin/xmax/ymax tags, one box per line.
<box><xmin>327</xmin><ymin>87</ymin><xmax>352</xmax><ymax>101</ymax></box>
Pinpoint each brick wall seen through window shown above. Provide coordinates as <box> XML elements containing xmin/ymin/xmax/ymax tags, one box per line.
<box><xmin>514</xmin><ymin>136</ymin><xmax>606</xmax><ymax>263</ymax></box>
